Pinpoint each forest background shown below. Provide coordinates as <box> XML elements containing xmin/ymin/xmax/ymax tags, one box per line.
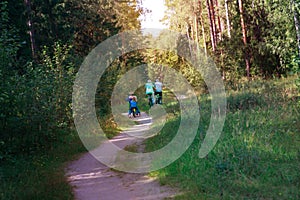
<box><xmin>0</xmin><ymin>0</ymin><xmax>299</xmax><ymax>199</ymax></box>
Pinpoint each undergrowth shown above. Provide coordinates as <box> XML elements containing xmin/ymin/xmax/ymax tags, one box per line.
<box><xmin>0</xmin><ymin>130</ymin><xmax>86</xmax><ymax>200</ymax></box>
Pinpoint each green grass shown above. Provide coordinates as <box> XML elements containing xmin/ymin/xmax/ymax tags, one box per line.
<box><xmin>145</xmin><ymin>77</ymin><xmax>300</xmax><ymax>199</ymax></box>
<box><xmin>0</xmin><ymin>131</ymin><xmax>87</xmax><ymax>200</ymax></box>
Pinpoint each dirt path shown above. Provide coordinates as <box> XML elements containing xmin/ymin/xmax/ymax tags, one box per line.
<box><xmin>65</xmin><ymin>112</ymin><xmax>178</xmax><ymax>200</ymax></box>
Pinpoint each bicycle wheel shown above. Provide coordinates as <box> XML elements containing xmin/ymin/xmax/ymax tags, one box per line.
<box><xmin>148</xmin><ymin>95</ymin><xmax>153</xmax><ymax>107</ymax></box>
<box><xmin>132</xmin><ymin>108</ymin><xmax>136</xmax><ymax>117</ymax></box>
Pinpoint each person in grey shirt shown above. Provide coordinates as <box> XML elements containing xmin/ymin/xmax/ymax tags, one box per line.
<box><xmin>154</xmin><ymin>79</ymin><xmax>163</xmax><ymax>104</ymax></box>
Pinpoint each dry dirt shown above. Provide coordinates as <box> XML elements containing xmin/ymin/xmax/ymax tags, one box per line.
<box><xmin>65</xmin><ymin>112</ymin><xmax>178</xmax><ymax>200</ymax></box>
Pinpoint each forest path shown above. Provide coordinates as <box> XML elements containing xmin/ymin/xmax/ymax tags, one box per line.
<box><xmin>65</xmin><ymin>112</ymin><xmax>178</xmax><ymax>200</ymax></box>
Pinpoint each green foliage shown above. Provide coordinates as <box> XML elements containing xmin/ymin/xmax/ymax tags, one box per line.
<box><xmin>6</xmin><ymin>0</ymin><xmax>142</xmax><ymax>60</ymax></box>
<box><xmin>0</xmin><ymin>1</ymin><xmax>22</xmax><ymax>69</ymax></box>
<box><xmin>263</xmin><ymin>0</ymin><xmax>297</xmax><ymax>74</ymax></box>
<box><xmin>143</xmin><ymin>34</ymin><xmax>206</xmax><ymax>89</ymax></box>
<box><xmin>164</xmin><ymin>0</ymin><xmax>299</xmax><ymax>79</ymax></box>
<box><xmin>0</xmin><ymin>0</ymin><xmax>143</xmax><ymax>198</ymax></box>
<box><xmin>0</xmin><ymin>0</ymin><xmax>144</xmax><ymax>162</ymax></box>
<box><xmin>0</xmin><ymin>41</ymin><xmax>76</xmax><ymax>161</ymax></box>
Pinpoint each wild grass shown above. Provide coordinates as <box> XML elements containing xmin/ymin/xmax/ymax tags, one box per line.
<box><xmin>0</xmin><ymin>131</ymin><xmax>86</xmax><ymax>200</ymax></box>
<box><xmin>146</xmin><ymin>77</ymin><xmax>300</xmax><ymax>199</ymax></box>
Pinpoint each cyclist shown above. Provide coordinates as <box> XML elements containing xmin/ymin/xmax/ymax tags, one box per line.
<box><xmin>127</xmin><ymin>92</ymin><xmax>140</xmax><ymax>117</ymax></box>
<box><xmin>145</xmin><ymin>80</ymin><xmax>155</xmax><ymax>107</ymax></box>
<box><xmin>128</xmin><ymin>96</ymin><xmax>140</xmax><ymax>117</ymax></box>
<box><xmin>154</xmin><ymin>79</ymin><xmax>163</xmax><ymax>104</ymax></box>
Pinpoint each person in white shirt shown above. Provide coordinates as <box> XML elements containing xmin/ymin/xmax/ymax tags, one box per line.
<box><xmin>154</xmin><ymin>79</ymin><xmax>163</xmax><ymax>104</ymax></box>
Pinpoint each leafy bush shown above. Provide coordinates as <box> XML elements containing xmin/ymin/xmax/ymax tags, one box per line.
<box><xmin>0</xmin><ymin>42</ymin><xmax>76</xmax><ymax>161</ymax></box>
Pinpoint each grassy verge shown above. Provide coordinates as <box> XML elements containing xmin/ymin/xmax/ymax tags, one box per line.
<box><xmin>145</xmin><ymin>77</ymin><xmax>300</xmax><ymax>199</ymax></box>
<box><xmin>0</xmin><ymin>130</ymin><xmax>87</xmax><ymax>200</ymax></box>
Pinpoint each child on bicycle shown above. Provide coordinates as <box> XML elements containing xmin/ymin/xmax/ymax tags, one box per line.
<box><xmin>127</xmin><ymin>93</ymin><xmax>140</xmax><ymax>117</ymax></box>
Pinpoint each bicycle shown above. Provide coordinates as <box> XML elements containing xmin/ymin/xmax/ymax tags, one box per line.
<box><xmin>155</xmin><ymin>93</ymin><xmax>162</xmax><ymax>104</ymax></box>
<box><xmin>148</xmin><ymin>94</ymin><xmax>154</xmax><ymax>107</ymax></box>
<box><xmin>129</xmin><ymin>107</ymin><xmax>138</xmax><ymax>118</ymax></box>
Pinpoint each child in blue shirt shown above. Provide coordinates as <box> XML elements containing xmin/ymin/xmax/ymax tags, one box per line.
<box><xmin>127</xmin><ymin>94</ymin><xmax>140</xmax><ymax>117</ymax></box>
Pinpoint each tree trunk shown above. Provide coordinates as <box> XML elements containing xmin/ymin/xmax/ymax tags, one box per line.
<box><xmin>206</xmin><ymin>0</ymin><xmax>216</xmax><ymax>51</ymax></box>
<box><xmin>210</xmin><ymin>0</ymin><xmax>218</xmax><ymax>45</ymax></box>
<box><xmin>186</xmin><ymin>25</ymin><xmax>193</xmax><ymax>58</ymax></box>
<box><xmin>193</xmin><ymin>0</ymin><xmax>202</xmax><ymax>54</ymax></box>
<box><xmin>215</xmin><ymin>0</ymin><xmax>223</xmax><ymax>40</ymax></box>
<box><xmin>198</xmin><ymin>0</ymin><xmax>208</xmax><ymax>56</ymax></box>
<box><xmin>238</xmin><ymin>0</ymin><xmax>247</xmax><ymax>45</ymax></box>
<box><xmin>225</xmin><ymin>0</ymin><xmax>231</xmax><ymax>38</ymax></box>
<box><xmin>194</xmin><ymin>12</ymin><xmax>200</xmax><ymax>50</ymax></box>
<box><xmin>24</xmin><ymin>0</ymin><xmax>36</xmax><ymax>60</ymax></box>
<box><xmin>291</xmin><ymin>0</ymin><xmax>300</xmax><ymax>59</ymax></box>
<box><xmin>238</xmin><ymin>0</ymin><xmax>250</xmax><ymax>78</ymax></box>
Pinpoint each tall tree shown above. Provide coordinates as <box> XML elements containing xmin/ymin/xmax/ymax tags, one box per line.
<box><xmin>198</xmin><ymin>0</ymin><xmax>208</xmax><ymax>55</ymax></box>
<box><xmin>206</xmin><ymin>0</ymin><xmax>217</xmax><ymax>51</ymax></box>
<box><xmin>238</xmin><ymin>0</ymin><xmax>250</xmax><ymax>78</ymax></box>
<box><xmin>291</xmin><ymin>0</ymin><xmax>300</xmax><ymax>59</ymax></box>
<box><xmin>24</xmin><ymin>0</ymin><xmax>36</xmax><ymax>60</ymax></box>
<box><xmin>159</xmin><ymin>0</ymin><xmax>299</xmax><ymax>78</ymax></box>
<box><xmin>215</xmin><ymin>0</ymin><xmax>223</xmax><ymax>41</ymax></box>
<box><xmin>224</xmin><ymin>0</ymin><xmax>231</xmax><ymax>38</ymax></box>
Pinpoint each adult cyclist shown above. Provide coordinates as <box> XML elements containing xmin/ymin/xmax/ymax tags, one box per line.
<box><xmin>154</xmin><ymin>79</ymin><xmax>163</xmax><ymax>104</ymax></box>
<box><xmin>145</xmin><ymin>80</ymin><xmax>155</xmax><ymax>107</ymax></box>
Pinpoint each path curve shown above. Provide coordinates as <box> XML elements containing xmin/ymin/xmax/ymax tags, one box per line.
<box><xmin>65</xmin><ymin>112</ymin><xmax>178</xmax><ymax>200</ymax></box>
